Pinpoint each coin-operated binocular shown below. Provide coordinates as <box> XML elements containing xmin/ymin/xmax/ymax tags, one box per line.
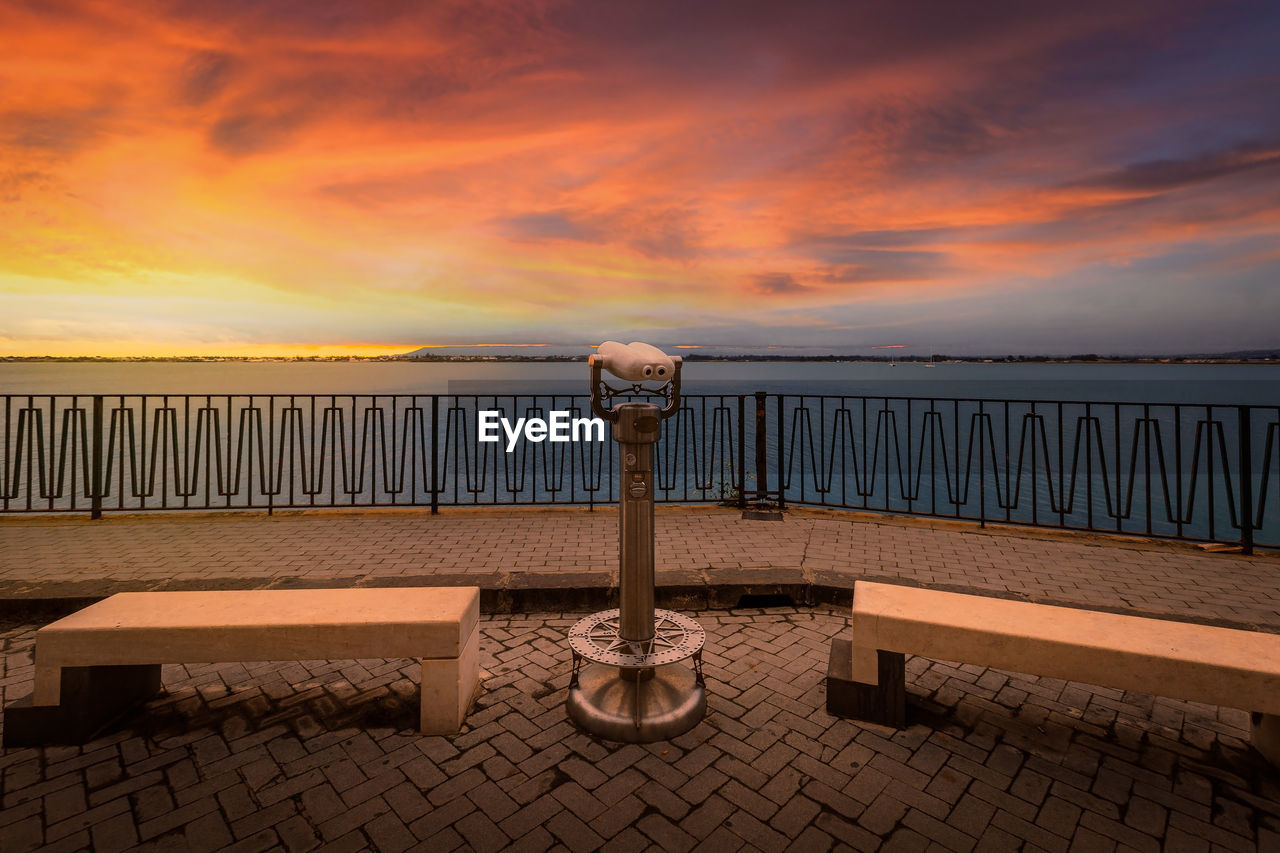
<box><xmin>566</xmin><ymin>342</ymin><xmax>706</xmax><ymax>742</ymax></box>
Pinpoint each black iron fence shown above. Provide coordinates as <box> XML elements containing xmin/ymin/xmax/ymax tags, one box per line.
<box><xmin>2</xmin><ymin>393</ymin><xmax>1276</xmax><ymax>552</ymax></box>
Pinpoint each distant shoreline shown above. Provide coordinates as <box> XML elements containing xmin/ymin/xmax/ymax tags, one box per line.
<box><xmin>3</xmin><ymin>354</ymin><xmax>1277</xmax><ymax>365</ymax></box>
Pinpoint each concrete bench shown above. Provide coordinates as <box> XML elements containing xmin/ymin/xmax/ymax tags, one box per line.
<box><xmin>826</xmin><ymin>581</ymin><xmax>1280</xmax><ymax>767</ymax></box>
<box><xmin>3</xmin><ymin>587</ymin><xmax>480</xmax><ymax>746</ymax></box>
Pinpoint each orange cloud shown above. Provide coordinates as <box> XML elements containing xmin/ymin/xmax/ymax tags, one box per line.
<box><xmin>2</xmin><ymin>1</ymin><xmax>1279</xmax><ymax>355</ymax></box>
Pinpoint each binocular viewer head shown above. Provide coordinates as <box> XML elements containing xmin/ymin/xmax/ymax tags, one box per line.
<box><xmin>590</xmin><ymin>341</ymin><xmax>680</xmax><ymax>384</ymax></box>
<box><xmin>588</xmin><ymin>341</ymin><xmax>682</xmax><ymax>423</ymax></box>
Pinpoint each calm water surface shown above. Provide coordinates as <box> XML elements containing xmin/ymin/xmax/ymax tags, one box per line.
<box><xmin>1</xmin><ymin>360</ymin><xmax>1277</xmax><ymax>404</ymax></box>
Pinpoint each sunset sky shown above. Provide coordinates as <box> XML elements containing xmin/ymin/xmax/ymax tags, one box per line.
<box><xmin>2</xmin><ymin>1</ymin><xmax>1279</xmax><ymax>357</ymax></box>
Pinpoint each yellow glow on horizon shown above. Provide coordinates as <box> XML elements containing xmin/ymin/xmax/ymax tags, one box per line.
<box><xmin>0</xmin><ymin>340</ymin><xmax>418</xmax><ymax>359</ymax></box>
<box><xmin>412</xmin><ymin>343</ymin><xmax>549</xmax><ymax>348</ymax></box>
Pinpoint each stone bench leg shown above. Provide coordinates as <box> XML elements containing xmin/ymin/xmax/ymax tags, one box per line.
<box><xmin>419</xmin><ymin>624</ymin><xmax>480</xmax><ymax>735</ymax></box>
<box><xmin>1253</xmin><ymin>713</ymin><xmax>1280</xmax><ymax>768</ymax></box>
<box><xmin>825</xmin><ymin>638</ymin><xmax>906</xmax><ymax>728</ymax></box>
<box><xmin>3</xmin><ymin>664</ymin><xmax>162</xmax><ymax>747</ymax></box>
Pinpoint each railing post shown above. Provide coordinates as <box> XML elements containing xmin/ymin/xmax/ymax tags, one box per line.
<box><xmin>754</xmin><ymin>390</ymin><xmax>768</xmax><ymax>505</ymax></box>
<box><xmin>776</xmin><ymin>394</ymin><xmax>786</xmax><ymax>510</ymax></box>
<box><xmin>1239</xmin><ymin>405</ymin><xmax>1254</xmax><ymax>555</ymax></box>
<box><xmin>91</xmin><ymin>395</ymin><xmax>103</xmax><ymax>520</ymax></box>
<box><xmin>736</xmin><ymin>396</ymin><xmax>746</xmax><ymax>508</ymax></box>
<box><xmin>978</xmin><ymin>400</ymin><xmax>986</xmax><ymax>528</ymax></box>
<box><xmin>431</xmin><ymin>395</ymin><xmax>440</xmax><ymax>515</ymax></box>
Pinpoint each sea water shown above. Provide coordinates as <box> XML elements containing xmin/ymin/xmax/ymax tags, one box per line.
<box><xmin>1</xmin><ymin>359</ymin><xmax>1277</xmax><ymax>403</ymax></box>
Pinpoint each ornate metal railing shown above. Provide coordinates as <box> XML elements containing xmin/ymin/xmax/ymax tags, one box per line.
<box><xmin>2</xmin><ymin>393</ymin><xmax>1276</xmax><ymax>551</ymax></box>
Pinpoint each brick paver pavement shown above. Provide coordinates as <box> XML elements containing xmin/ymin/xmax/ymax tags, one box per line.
<box><xmin>2</xmin><ymin>508</ymin><xmax>1279</xmax><ymax>849</ymax></box>
<box><xmin>2</xmin><ymin>507</ymin><xmax>1278</xmax><ymax>629</ymax></box>
<box><xmin>2</xmin><ymin>607</ymin><xmax>1277</xmax><ymax>851</ymax></box>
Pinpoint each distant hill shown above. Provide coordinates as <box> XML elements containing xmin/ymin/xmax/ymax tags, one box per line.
<box><xmin>397</xmin><ymin>345</ymin><xmax>588</xmax><ymax>359</ymax></box>
<box><xmin>392</xmin><ymin>345</ymin><xmax>1280</xmax><ymax>362</ymax></box>
<box><xmin>6</xmin><ymin>346</ymin><xmax>1275</xmax><ymax>364</ymax></box>
<box><xmin>1180</xmin><ymin>349</ymin><xmax>1280</xmax><ymax>360</ymax></box>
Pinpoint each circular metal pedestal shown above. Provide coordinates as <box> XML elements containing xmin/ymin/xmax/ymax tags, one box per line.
<box><xmin>566</xmin><ymin>608</ymin><xmax>707</xmax><ymax>742</ymax></box>
<box><xmin>568</xmin><ymin>663</ymin><xmax>706</xmax><ymax>743</ymax></box>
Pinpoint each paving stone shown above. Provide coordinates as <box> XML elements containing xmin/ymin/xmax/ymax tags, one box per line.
<box><xmin>1123</xmin><ymin>795</ymin><xmax>1168</xmax><ymax>837</ymax></box>
<box><xmin>1068</xmin><ymin>826</ymin><xmax>1117</xmax><ymax>851</ymax></box>
<box><xmin>1048</xmin><ymin>778</ymin><xmax>1122</xmax><ymax>820</ymax></box>
<box><xmin>593</xmin><ymin>767</ymin><xmax>646</xmax><ymax>807</ymax></box>
<box><xmin>186</xmin><ymin>809</ymin><xmax>234</xmax><ymax>852</ymax></box>
<box><xmin>881</xmin><ymin>826</ymin><xmax>932</xmax><ymax>852</ymax></box>
<box><xmin>815</xmin><ymin>810</ymin><xmax>881</xmax><ymax>852</ymax></box>
<box><xmin>545</xmin><ymin>810</ymin><xmax>605</xmax><ymax>853</ymax></box>
<box><xmin>860</xmin><ymin>790</ymin><xmax>910</xmax><ymax>835</ymax></box>
<box><xmin>408</xmin><ymin>794</ymin><xmax>475</xmax><ymax>841</ymax></box>
<box><xmin>455</xmin><ymin>810</ymin><xmax>510</xmax><ymax>853</ymax></box>
<box><xmin>968</xmin><ymin>779</ymin><xmax>1038</xmax><ymax>823</ymax></box>
<box><xmin>1008</xmin><ymin>767</ymin><xmax>1051</xmax><ymax>806</ymax></box>
<box><xmin>637</xmin><ymin>778</ymin><xmax>693</xmax><ymax>820</ymax></box>
<box><xmin>427</xmin><ymin>766</ymin><xmax>486</xmax><ymax>806</ymax></box>
<box><xmin>683</xmin><ymin>793</ymin><xmax>737</xmax><ymax>841</ymax></box>
<box><xmin>924</xmin><ymin>765</ymin><xmax>973</xmax><ymax>806</ymax></box>
<box><xmin>135</xmin><ymin>796</ymin><xmax>219</xmax><ymax>842</ymax></box>
<box><xmin>602</xmin><ymin>826</ymin><xmax>654</xmax><ymax>853</ymax></box>
<box><xmin>42</xmin><ymin>782</ymin><xmax>87</xmax><ymax>824</ymax></box>
<box><xmin>338</xmin><ymin>767</ymin><xmax>402</xmax><ymax>808</ymax></box>
<box><xmin>845</xmin><ymin>765</ymin><xmax>892</xmax><ymax>806</ymax></box>
<box><xmin>1164</xmin><ymin>810</ymin><xmax>1253</xmax><ymax>853</ymax></box>
<box><xmin>724</xmin><ymin>809</ymin><xmax>789</xmax><ymax>853</ymax></box>
<box><xmin>0</xmin><ymin>799</ymin><xmax>41</xmax><ymax>833</ymax></box>
<box><xmin>550</xmin><ymin>780</ymin><xmax>608</xmax><ymax>821</ymax></box>
<box><xmin>634</xmin><ymin>812</ymin><xmax>695</xmax><ymax>852</ymax></box>
<box><xmin>232</xmin><ymin>801</ymin><xmax>300</xmax><ymax>841</ymax></box>
<box><xmin>317</xmin><ymin>795</ymin><xmax>389</xmax><ymax>843</ymax></box>
<box><xmin>719</xmin><ymin>778</ymin><xmax>780</xmax><ymax>821</ymax></box>
<box><xmin>299</xmin><ymin>783</ymin><xmax>345</xmax><ymax>826</ymax></box>
<box><xmin>0</xmin><ymin>815</ymin><xmax>43</xmax><ymax>852</ymax></box>
<box><xmin>500</xmin><ymin>792</ymin><xmax>564</xmax><ymax>839</ymax></box>
<box><xmin>223</xmin><ymin>828</ymin><xmax>280</xmax><ymax>853</ymax></box>
<box><xmin>678</xmin><ymin>765</ymin><xmax>729</xmax><ymax>805</ymax></box>
<box><xmin>901</xmin><ymin>808</ymin><xmax>976</xmax><ymax>853</ymax></box>
<box><xmin>276</xmin><ymin>814</ymin><xmax>321</xmax><ymax>853</ymax></box>
<box><xmin>506</xmin><ymin>825</ymin><xmax>556</xmax><ymax>853</ymax></box>
<box><xmin>636</xmin><ymin>752</ymin><xmax>692</xmax><ymax>789</ymax></box>
<box><xmin>694</xmin><ymin>823</ymin><xmax>748</xmax><ymax>852</ymax></box>
<box><xmin>991</xmin><ymin>809</ymin><xmax>1070</xmax><ymax>852</ymax></box>
<box><xmin>560</xmin><ymin>756</ymin><xmax>609</xmax><ymax>790</ymax></box>
<box><xmin>90</xmin><ymin>809</ymin><xmax>141</xmax><ymax>853</ymax></box>
<box><xmin>770</xmin><ymin>793</ymin><xmax>821</xmax><ymax>839</ymax></box>
<box><xmin>467</xmin><ymin>779</ymin><xmax>520</xmax><ymax>822</ymax></box>
<box><xmin>1035</xmin><ymin>795</ymin><xmax>1082</xmax><ymax>840</ymax></box>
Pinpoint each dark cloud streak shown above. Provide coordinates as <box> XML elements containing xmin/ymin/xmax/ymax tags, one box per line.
<box><xmin>208</xmin><ymin>110</ymin><xmax>309</xmax><ymax>157</ymax></box>
<box><xmin>787</xmin><ymin>234</ymin><xmax>953</xmax><ymax>283</ymax></box>
<box><xmin>0</xmin><ymin>169</ymin><xmax>50</xmax><ymax>203</ymax></box>
<box><xmin>751</xmin><ymin>273</ymin><xmax>807</xmax><ymax>294</ymax></box>
<box><xmin>1073</xmin><ymin>140</ymin><xmax>1280</xmax><ymax>193</ymax></box>
<box><xmin>180</xmin><ymin>51</ymin><xmax>236</xmax><ymax>105</ymax></box>
<box><xmin>492</xmin><ymin>212</ymin><xmax>600</xmax><ymax>243</ymax></box>
<box><xmin>0</xmin><ymin>106</ymin><xmax>113</xmax><ymax>155</ymax></box>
